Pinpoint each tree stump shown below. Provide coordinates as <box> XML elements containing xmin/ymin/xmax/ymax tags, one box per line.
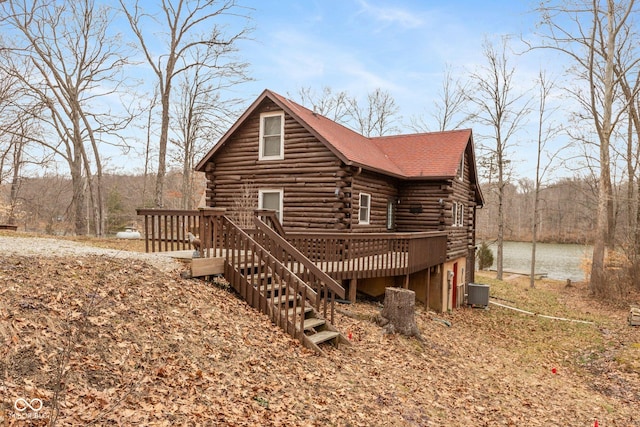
<box><xmin>376</xmin><ymin>287</ymin><xmax>423</xmax><ymax>340</ymax></box>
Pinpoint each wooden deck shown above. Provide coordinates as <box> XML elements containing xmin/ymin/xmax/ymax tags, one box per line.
<box><xmin>161</xmin><ymin>248</ymin><xmax>409</xmax><ymax>281</ymax></box>
<box><xmin>137</xmin><ymin>208</ymin><xmax>447</xmax><ymax>282</ymax></box>
<box><xmin>314</xmin><ymin>251</ymin><xmax>408</xmax><ymax>279</ymax></box>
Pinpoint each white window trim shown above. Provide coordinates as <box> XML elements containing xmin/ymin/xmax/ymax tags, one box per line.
<box><xmin>452</xmin><ymin>202</ymin><xmax>465</xmax><ymax>227</ymax></box>
<box><xmin>386</xmin><ymin>199</ymin><xmax>394</xmax><ymax>230</ymax></box>
<box><xmin>258</xmin><ymin>189</ymin><xmax>284</xmax><ymax>222</ymax></box>
<box><xmin>259</xmin><ymin>111</ymin><xmax>285</xmax><ymax>160</ymax></box>
<box><xmin>452</xmin><ymin>203</ymin><xmax>458</xmax><ymax>227</ymax></box>
<box><xmin>359</xmin><ymin>192</ymin><xmax>371</xmax><ymax>225</ymax></box>
<box><xmin>458</xmin><ymin>152</ymin><xmax>465</xmax><ymax>181</ymax></box>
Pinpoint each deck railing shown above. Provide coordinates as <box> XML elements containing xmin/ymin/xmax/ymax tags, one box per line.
<box><xmin>137</xmin><ymin>208</ymin><xmax>447</xmax><ymax>283</ymax></box>
<box><xmin>252</xmin><ymin>215</ymin><xmax>345</xmax><ymax>320</ymax></box>
<box><xmin>286</xmin><ymin>230</ymin><xmax>447</xmax><ymax>280</ymax></box>
<box><xmin>200</xmin><ymin>212</ymin><xmax>319</xmax><ymax>337</ymax></box>
<box><xmin>136</xmin><ymin>208</ymin><xmax>203</xmax><ymax>253</ymax></box>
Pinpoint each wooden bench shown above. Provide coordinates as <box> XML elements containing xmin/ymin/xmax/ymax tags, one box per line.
<box><xmin>0</xmin><ymin>224</ymin><xmax>18</xmax><ymax>231</ymax></box>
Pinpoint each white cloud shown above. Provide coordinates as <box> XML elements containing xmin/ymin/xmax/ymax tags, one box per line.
<box><xmin>354</xmin><ymin>0</ymin><xmax>424</xmax><ymax>30</ymax></box>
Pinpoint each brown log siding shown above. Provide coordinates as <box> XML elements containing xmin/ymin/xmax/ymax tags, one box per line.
<box><xmin>449</xmin><ymin>148</ymin><xmax>478</xmax><ymax>263</ymax></box>
<box><xmin>204</xmin><ymin>100</ymin><xmax>347</xmax><ymax>230</ymax></box>
<box><xmin>350</xmin><ymin>170</ymin><xmax>398</xmax><ymax>233</ymax></box>
<box><xmin>396</xmin><ymin>181</ymin><xmax>449</xmax><ymax>232</ymax></box>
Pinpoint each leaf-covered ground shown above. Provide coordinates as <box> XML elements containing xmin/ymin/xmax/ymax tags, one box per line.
<box><xmin>0</xmin><ymin>240</ymin><xmax>639</xmax><ymax>426</ymax></box>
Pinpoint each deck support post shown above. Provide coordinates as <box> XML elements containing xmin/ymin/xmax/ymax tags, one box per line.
<box><xmin>403</xmin><ymin>274</ymin><xmax>410</xmax><ymax>289</ymax></box>
<box><xmin>348</xmin><ymin>278</ymin><xmax>357</xmax><ymax>303</ymax></box>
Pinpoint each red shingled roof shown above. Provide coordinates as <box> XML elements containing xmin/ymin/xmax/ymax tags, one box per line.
<box><xmin>271</xmin><ymin>91</ymin><xmax>471</xmax><ymax>179</ymax></box>
<box><xmin>197</xmin><ymin>89</ymin><xmax>476</xmax><ymax>183</ymax></box>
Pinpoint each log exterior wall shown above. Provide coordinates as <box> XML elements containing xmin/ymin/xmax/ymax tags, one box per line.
<box><xmin>350</xmin><ymin>170</ymin><xmax>398</xmax><ymax>233</ymax></box>
<box><xmin>393</xmin><ymin>145</ymin><xmax>480</xmax><ymax>284</ymax></box>
<box><xmin>204</xmin><ymin>99</ymin><xmax>348</xmax><ymax>230</ymax></box>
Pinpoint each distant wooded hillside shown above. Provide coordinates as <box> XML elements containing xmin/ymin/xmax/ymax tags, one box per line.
<box><xmin>0</xmin><ymin>171</ymin><xmax>205</xmax><ymax>235</ymax></box>
<box><xmin>477</xmin><ymin>176</ymin><xmax>633</xmax><ymax>246</ymax></box>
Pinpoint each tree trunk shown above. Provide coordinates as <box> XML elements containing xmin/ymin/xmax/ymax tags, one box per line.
<box><xmin>376</xmin><ymin>287</ymin><xmax>422</xmax><ymax>338</ymax></box>
<box><xmin>155</xmin><ymin>87</ymin><xmax>170</xmax><ymax>208</ymax></box>
<box><xmin>8</xmin><ymin>135</ymin><xmax>24</xmax><ymax>225</ymax></box>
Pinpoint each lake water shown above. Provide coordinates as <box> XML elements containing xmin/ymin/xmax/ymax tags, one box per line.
<box><xmin>485</xmin><ymin>241</ymin><xmax>592</xmax><ymax>282</ymax></box>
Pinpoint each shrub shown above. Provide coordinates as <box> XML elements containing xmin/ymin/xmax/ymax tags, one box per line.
<box><xmin>477</xmin><ymin>241</ymin><xmax>494</xmax><ymax>270</ymax></box>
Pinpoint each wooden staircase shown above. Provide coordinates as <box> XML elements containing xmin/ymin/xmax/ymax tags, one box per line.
<box><xmin>189</xmin><ymin>211</ymin><xmax>349</xmax><ymax>355</ymax></box>
<box><xmin>251</xmin><ymin>265</ymin><xmax>348</xmax><ymax>353</ymax></box>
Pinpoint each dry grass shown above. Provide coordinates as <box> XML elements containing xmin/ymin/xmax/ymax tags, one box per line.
<box><xmin>0</xmin><ymin>234</ymin><xmax>638</xmax><ymax>425</ymax></box>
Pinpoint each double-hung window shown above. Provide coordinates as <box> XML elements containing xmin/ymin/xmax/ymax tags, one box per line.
<box><xmin>359</xmin><ymin>193</ymin><xmax>371</xmax><ymax>225</ymax></box>
<box><xmin>259</xmin><ymin>112</ymin><xmax>284</xmax><ymax>160</ymax></box>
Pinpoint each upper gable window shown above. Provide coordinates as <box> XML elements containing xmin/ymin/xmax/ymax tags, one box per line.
<box><xmin>259</xmin><ymin>111</ymin><xmax>284</xmax><ymax>160</ymax></box>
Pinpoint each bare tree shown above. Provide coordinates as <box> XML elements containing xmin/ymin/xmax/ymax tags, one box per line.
<box><xmin>0</xmin><ymin>0</ymin><xmax>132</xmax><ymax>235</ymax></box>
<box><xmin>348</xmin><ymin>88</ymin><xmax>400</xmax><ymax>137</ymax></box>
<box><xmin>119</xmin><ymin>0</ymin><xmax>252</xmax><ymax>208</ymax></box>
<box><xmin>535</xmin><ymin>0</ymin><xmax>640</xmax><ymax>295</ymax></box>
<box><xmin>293</xmin><ymin>86</ymin><xmax>401</xmax><ymax>137</ymax></box>
<box><xmin>410</xmin><ymin>65</ymin><xmax>474</xmax><ymax>132</ymax></box>
<box><xmin>467</xmin><ymin>37</ymin><xmax>531</xmax><ymax>280</ymax></box>
<box><xmin>169</xmin><ymin>57</ymin><xmax>245</xmax><ymax>209</ymax></box>
<box><xmin>530</xmin><ymin>71</ymin><xmax>566</xmax><ymax>288</ymax></box>
<box><xmin>142</xmin><ymin>88</ymin><xmax>160</xmax><ymax>208</ymax></box>
<box><xmin>0</xmin><ymin>48</ymin><xmax>20</xmax><ymax>186</ymax></box>
<box><xmin>294</xmin><ymin>86</ymin><xmax>351</xmax><ymax>123</ymax></box>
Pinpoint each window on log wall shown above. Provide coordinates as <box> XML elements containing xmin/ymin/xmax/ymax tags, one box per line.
<box><xmin>452</xmin><ymin>202</ymin><xmax>465</xmax><ymax>227</ymax></box>
<box><xmin>359</xmin><ymin>193</ymin><xmax>371</xmax><ymax>225</ymax></box>
<box><xmin>259</xmin><ymin>189</ymin><xmax>283</xmax><ymax>221</ymax></box>
<box><xmin>259</xmin><ymin>111</ymin><xmax>284</xmax><ymax>160</ymax></box>
<box><xmin>386</xmin><ymin>199</ymin><xmax>395</xmax><ymax>230</ymax></box>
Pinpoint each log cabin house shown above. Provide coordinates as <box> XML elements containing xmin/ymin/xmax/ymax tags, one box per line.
<box><xmin>137</xmin><ymin>89</ymin><xmax>483</xmax><ymax>352</ymax></box>
<box><xmin>197</xmin><ymin>89</ymin><xmax>483</xmax><ymax>310</ymax></box>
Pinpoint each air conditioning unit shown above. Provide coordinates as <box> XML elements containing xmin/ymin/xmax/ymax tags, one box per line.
<box><xmin>467</xmin><ymin>283</ymin><xmax>490</xmax><ymax>307</ymax></box>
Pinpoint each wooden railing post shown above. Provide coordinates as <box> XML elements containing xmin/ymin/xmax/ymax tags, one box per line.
<box><xmin>197</xmin><ymin>207</ymin><xmax>225</xmax><ymax>258</ymax></box>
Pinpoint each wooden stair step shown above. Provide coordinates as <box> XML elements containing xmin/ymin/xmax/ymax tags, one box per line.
<box><xmin>272</xmin><ymin>294</ymin><xmax>298</xmax><ymax>305</ymax></box>
<box><xmin>258</xmin><ymin>282</ymin><xmax>287</xmax><ymax>294</ymax></box>
<box><xmin>287</xmin><ymin>306</ymin><xmax>312</xmax><ymax>316</ymax></box>
<box><xmin>303</xmin><ymin>317</ymin><xmax>326</xmax><ymax>330</ymax></box>
<box><xmin>307</xmin><ymin>330</ymin><xmax>340</xmax><ymax>345</ymax></box>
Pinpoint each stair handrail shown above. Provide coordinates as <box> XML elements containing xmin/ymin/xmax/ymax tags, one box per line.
<box><xmin>253</xmin><ymin>216</ymin><xmax>346</xmax><ymax>300</ymax></box>
<box><xmin>208</xmin><ymin>213</ymin><xmax>321</xmax><ymax>339</ymax></box>
<box><xmin>254</xmin><ymin>209</ymin><xmax>286</xmax><ymax>237</ymax></box>
<box><xmin>212</xmin><ymin>212</ymin><xmax>326</xmax><ymax>309</ymax></box>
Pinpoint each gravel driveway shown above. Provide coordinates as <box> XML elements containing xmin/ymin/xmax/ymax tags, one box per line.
<box><xmin>0</xmin><ymin>235</ymin><xmax>183</xmax><ymax>272</ymax></box>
